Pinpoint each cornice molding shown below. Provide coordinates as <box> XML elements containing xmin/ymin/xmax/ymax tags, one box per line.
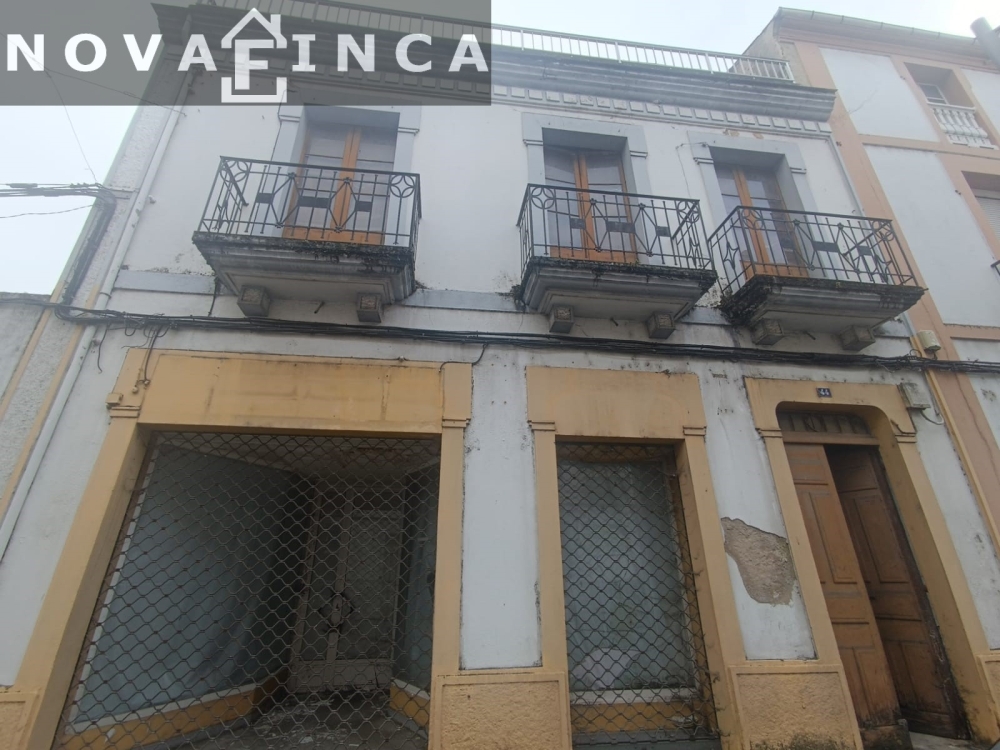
<box><xmin>493</xmin><ymin>84</ymin><xmax>833</xmax><ymax>138</ymax></box>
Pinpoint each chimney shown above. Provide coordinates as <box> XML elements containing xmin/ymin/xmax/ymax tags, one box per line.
<box><xmin>971</xmin><ymin>18</ymin><xmax>1000</xmax><ymax>69</ymax></box>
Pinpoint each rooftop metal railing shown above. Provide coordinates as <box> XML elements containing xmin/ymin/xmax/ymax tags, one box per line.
<box><xmin>491</xmin><ymin>27</ymin><xmax>794</xmax><ymax>80</ymax></box>
<box><xmin>196</xmin><ymin>157</ymin><xmax>420</xmax><ymax>255</ymax></box>
<box><xmin>709</xmin><ymin>206</ymin><xmax>919</xmax><ymax>295</ymax></box>
<box><xmin>196</xmin><ymin>0</ymin><xmax>795</xmax><ymax>81</ymax></box>
<box><xmin>518</xmin><ymin>184</ymin><xmax>714</xmax><ymax>274</ymax></box>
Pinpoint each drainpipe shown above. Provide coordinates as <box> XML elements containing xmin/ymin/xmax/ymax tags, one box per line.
<box><xmin>0</xmin><ymin>93</ymin><xmax>188</xmax><ymax>561</ymax></box>
<box><xmin>971</xmin><ymin>18</ymin><xmax>1000</xmax><ymax>70</ymax></box>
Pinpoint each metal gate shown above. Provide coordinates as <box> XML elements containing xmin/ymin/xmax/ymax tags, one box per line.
<box><xmin>557</xmin><ymin>443</ymin><xmax>717</xmax><ymax>747</ymax></box>
<box><xmin>56</xmin><ymin>432</ymin><xmax>440</xmax><ymax>750</ymax></box>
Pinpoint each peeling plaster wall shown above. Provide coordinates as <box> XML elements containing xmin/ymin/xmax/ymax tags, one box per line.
<box><xmin>700</xmin><ymin>369</ymin><xmax>815</xmax><ymax>660</ymax></box>
<box><xmin>721</xmin><ymin>518</ymin><xmax>797</xmax><ymax>606</ymax></box>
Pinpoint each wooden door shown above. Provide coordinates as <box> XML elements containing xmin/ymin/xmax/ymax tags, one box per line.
<box><xmin>286</xmin><ymin>124</ymin><xmax>395</xmax><ymax>244</ymax></box>
<box><xmin>827</xmin><ymin>447</ymin><xmax>966</xmax><ymax>738</ymax></box>
<box><xmin>715</xmin><ymin>164</ymin><xmax>808</xmax><ymax>279</ymax></box>
<box><xmin>786</xmin><ymin>444</ymin><xmax>906</xmax><ymax>747</ymax></box>
<box><xmin>543</xmin><ymin>146</ymin><xmax>637</xmax><ymax>263</ymax></box>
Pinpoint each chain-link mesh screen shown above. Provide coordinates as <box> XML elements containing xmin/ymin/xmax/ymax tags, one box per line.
<box><xmin>557</xmin><ymin>443</ymin><xmax>717</xmax><ymax>747</ymax></box>
<box><xmin>57</xmin><ymin>432</ymin><xmax>440</xmax><ymax>750</ymax></box>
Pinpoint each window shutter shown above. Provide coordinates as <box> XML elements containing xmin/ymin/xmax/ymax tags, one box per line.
<box><xmin>976</xmin><ymin>193</ymin><xmax>1000</xmax><ymax>240</ymax></box>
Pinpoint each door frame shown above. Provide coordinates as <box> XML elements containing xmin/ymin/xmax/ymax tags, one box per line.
<box><xmin>744</xmin><ymin>377</ymin><xmax>1000</xmax><ymax>744</ymax></box>
<box><xmin>9</xmin><ymin>350</ymin><xmax>472</xmax><ymax>750</ymax></box>
<box><xmin>526</xmin><ymin>367</ymin><xmax>744</xmax><ymax>750</ymax></box>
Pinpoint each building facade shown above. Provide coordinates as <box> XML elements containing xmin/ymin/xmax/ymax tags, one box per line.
<box><xmin>2</xmin><ymin>4</ymin><xmax>1000</xmax><ymax>750</ymax></box>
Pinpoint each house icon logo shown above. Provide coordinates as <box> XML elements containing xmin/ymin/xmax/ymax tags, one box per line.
<box><xmin>220</xmin><ymin>8</ymin><xmax>289</xmax><ymax>103</ymax></box>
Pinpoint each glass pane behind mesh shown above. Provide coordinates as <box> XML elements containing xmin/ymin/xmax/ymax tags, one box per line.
<box><xmin>557</xmin><ymin>443</ymin><xmax>717</xmax><ymax>745</ymax></box>
<box><xmin>59</xmin><ymin>432</ymin><xmax>439</xmax><ymax>750</ymax></box>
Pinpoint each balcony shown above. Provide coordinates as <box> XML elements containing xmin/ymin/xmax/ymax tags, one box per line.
<box><xmin>930</xmin><ymin>104</ymin><xmax>997</xmax><ymax>149</ymax></box>
<box><xmin>711</xmin><ymin>207</ymin><xmax>924</xmax><ymax>349</ymax></box>
<box><xmin>517</xmin><ymin>185</ymin><xmax>717</xmax><ymax>336</ymax></box>
<box><xmin>193</xmin><ymin>157</ymin><xmax>420</xmax><ymax>320</ymax></box>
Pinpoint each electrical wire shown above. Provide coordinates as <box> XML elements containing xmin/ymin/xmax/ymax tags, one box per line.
<box><xmin>0</xmin><ymin>204</ymin><xmax>93</xmax><ymax>220</ymax></box>
<box><xmin>3</xmin><ymin>299</ymin><xmax>996</xmax><ymax>376</ymax></box>
<box><xmin>45</xmin><ymin>72</ymin><xmax>99</xmax><ymax>183</ymax></box>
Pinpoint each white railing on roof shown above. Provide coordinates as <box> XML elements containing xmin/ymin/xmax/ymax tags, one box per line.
<box><xmin>930</xmin><ymin>104</ymin><xmax>997</xmax><ymax>149</ymax></box>
<box><xmin>490</xmin><ymin>26</ymin><xmax>794</xmax><ymax>81</ymax></box>
<box><xmin>198</xmin><ymin>0</ymin><xmax>796</xmax><ymax>82</ymax></box>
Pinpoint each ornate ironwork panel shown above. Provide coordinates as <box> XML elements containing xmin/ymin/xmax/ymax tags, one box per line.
<box><xmin>708</xmin><ymin>206</ymin><xmax>918</xmax><ymax>295</ymax></box>
<box><xmin>198</xmin><ymin>157</ymin><xmax>421</xmax><ymax>253</ymax></box>
<box><xmin>518</xmin><ymin>184</ymin><xmax>713</xmax><ymax>273</ymax></box>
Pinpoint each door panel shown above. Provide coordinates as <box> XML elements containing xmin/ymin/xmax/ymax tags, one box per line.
<box><xmin>286</xmin><ymin>125</ymin><xmax>395</xmax><ymax>244</ymax></box>
<box><xmin>827</xmin><ymin>448</ymin><xmax>965</xmax><ymax>738</ymax></box>
<box><xmin>289</xmin><ymin>479</ymin><xmax>405</xmax><ymax>693</ymax></box>
<box><xmin>786</xmin><ymin>444</ymin><xmax>904</xmax><ymax>740</ymax></box>
<box><xmin>543</xmin><ymin>146</ymin><xmax>636</xmax><ymax>263</ymax></box>
<box><xmin>715</xmin><ymin>163</ymin><xmax>808</xmax><ymax>279</ymax></box>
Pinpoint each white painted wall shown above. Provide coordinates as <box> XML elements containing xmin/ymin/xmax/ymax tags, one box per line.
<box><xmin>122</xmin><ymin>102</ymin><xmax>862</xmax><ymax>300</ymax></box>
<box><xmin>964</xmin><ymin>68</ymin><xmax>1000</xmax><ymax>136</ymax></box>
<box><xmin>821</xmin><ymin>48</ymin><xmax>938</xmax><ymax>141</ymax></box>
<box><xmin>460</xmin><ymin>350</ymin><xmax>541</xmax><ymax>668</ymax></box>
<box><xmin>4</xmin><ymin>92</ymin><xmax>1000</xmax><ymax>688</ymax></box>
<box><xmin>866</xmin><ymin>145</ymin><xmax>1000</xmax><ymax>326</ymax></box>
<box><xmin>410</xmin><ymin>107</ymin><xmax>527</xmax><ymax>293</ymax></box>
<box><xmin>122</xmin><ymin>105</ymin><xmax>279</xmax><ymax>276</ymax></box>
<box><xmin>3</xmin><ymin>312</ymin><xmax>999</xmax><ymax>679</ymax></box>
<box><xmin>907</xmin><ymin>385</ymin><xmax>1000</xmax><ymax>649</ymax></box>
<box><xmin>955</xmin><ymin>339</ymin><xmax>1000</xmax><ymax>456</ymax></box>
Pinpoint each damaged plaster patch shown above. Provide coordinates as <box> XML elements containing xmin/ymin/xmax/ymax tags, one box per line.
<box><xmin>722</xmin><ymin>518</ymin><xmax>796</xmax><ymax>605</ymax></box>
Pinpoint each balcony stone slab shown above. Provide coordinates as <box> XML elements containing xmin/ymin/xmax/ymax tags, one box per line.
<box><xmin>720</xmin><ymin>275</ymin><xmax>925</xmax><ymax>334</ymax></box>
<box><xmin>520</xmin><ymin>257</ymin><xmax>718</xmax><ymax>322</ymax></box>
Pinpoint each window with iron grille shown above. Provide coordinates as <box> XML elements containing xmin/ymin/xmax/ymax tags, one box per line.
<box><xmin>557</xmin><ymin>443</ymin><xmax>717</xmax><ymax>747</ymax></box>
<box><xmin>57</xmin><ymin>432</ymin><xmax>440</xmax><ymax>750</ymax></box>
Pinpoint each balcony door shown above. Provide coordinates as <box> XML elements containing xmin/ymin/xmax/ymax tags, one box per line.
<box><xmin>543</xmin><ymin>146</ymin><xmax>637</xmax><ymax>263</ymax></box>
<box><xmin>286</xmin><ymin>123</ymin><xmax>396</xmax><ymax>244</ymax></box>
<box><xmin>716</xmin><ymin>163</ymin><xmax>807</xmax><ymax>278</ymax></box>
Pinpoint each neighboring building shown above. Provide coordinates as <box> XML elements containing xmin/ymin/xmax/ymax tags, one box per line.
<box><xmin>748</xmin><ymin>5</ymin><xmax>1000</xmax><ymax>740</ymax></box>
<box><xmin>2</xmin><ymin>4</ymin><xmax>1000</xmax><ymax>750</ymax></box>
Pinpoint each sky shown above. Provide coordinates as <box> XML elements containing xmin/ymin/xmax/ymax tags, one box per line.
<box><xmin>0</xmin><ymin>0</ymin><xmax>996</xmax><ymax>295</ymax></box>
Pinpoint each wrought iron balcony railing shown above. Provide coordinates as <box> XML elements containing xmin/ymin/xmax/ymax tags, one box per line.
<box><xmin>196</xmin><ymin>157</ymin><xmax>420</xmax><ymax>254</ymax></box>
<box><xmin>929</xmin><ymin>104</ymin><xmax>996</xmax><ymax>149</ymax></box>
<box><xmin>710</xmin><ymin>206</ymin><xmax>919</xmax><ymax>294</ymax></box>
<box><xmin>518</xmin><ymin>184</ymin><xmax>713</xmax><ymax>274</ymax></box>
